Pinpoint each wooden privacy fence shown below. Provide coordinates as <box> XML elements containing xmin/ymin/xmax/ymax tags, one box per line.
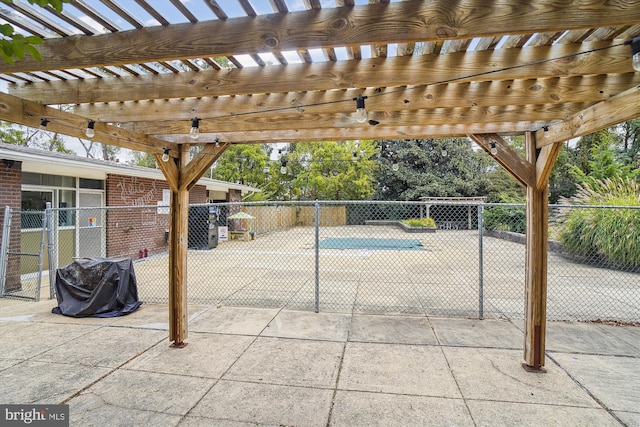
<box><xmin>243</xmin><ymin>204</ymin><xmax>347</xmax><ymax>232</ymax></box>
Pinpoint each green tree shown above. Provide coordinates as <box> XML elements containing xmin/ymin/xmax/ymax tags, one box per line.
<box><xmin>0</xmin><ymin>1</ymin><xmax>68</xmax><ymax>63</ymax></box>
<box><xmin>278</xmin><ymin>140</ymin><xmax>378</xmax><ymax>200</ymax></box>
<box><xmin>129</xmin><ymin>151</ymin><xmax>158</xmax><ymax>168</ymax></box>
<box><xmin>570</xmin><ymin>130</ymin><xmax>638</xmax><ymax>186</ymax></box>
<box><xmin>211</xmin><ymin>144</ymin><xmax>272</xmax><ymax>200</ymax></box>
<box><xmin>0</xmin><ymin>121</ymin><xmax>73</xmax><ymax>154</ymax></box>
<box><xmin>374</xmin><ymin>138</ymin><xmax>492</xmax><ymax>201</ymax></box>
<box><xmin>548</xmin><ymin>143</ymin><xmax>579</xmax><ymax>204</ymax></box>
<box><xmin>76</xmin><ymin>138</ymin><xmax>121</xmax><ymax>161</ymax></box>
<box><xmin>616</xmin><ymin>118</ymin><xmax>640</xmax><ymax>170</ymax></box>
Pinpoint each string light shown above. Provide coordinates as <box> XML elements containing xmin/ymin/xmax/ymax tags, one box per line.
<box><xmin>280</xmin><ymin>158</ymin><xmax>288</xmax><ymax>174</ymax></box>
<box><xmin>39</xmin><ymin>118</ymin><xmax>49</xmax><ymax>129</ymax></box>
<box><xmin>353</xmin><ymin>96</ymin><xmax>368</xmax><ymax>123</ymax></box>
<box><xmin>38</xmin><ymin>39</ymin><xmax>640</xmax><ymax>144</ymax></box>
<box><xmin>441</xmin><ymin>148</ymin><xmax>448</xmax><ymax>157</ymax></box>
<box><xmin>85</xmin><ymin>120</ymin><xmax>95</xmax><ymax>138</ymax></box>
<box><xmin>490</xmin><ymin>141</ymin><xmax>498</xmax><ymax>155</ymax></box>
<box><xmin>177</xmin><ymin>41</ymin><xmax>634</xmax><ymax>130</ymax></box>
<box><xmin>391</xmin><ymin>160</ymin><xmax>399</xmax><ymax>171</ymax></box>
<box><xmin>189</xmin><ymin>117</ymin><xmax>200</xmax><ymax>139</ymax></box>
<box><xmin>162</xmin><ymin>148</ymin><xmax>170</xmax><ymax>162</ymax></box>
<box><xmin>625</xmin><ymin>36</ymin><xmax>640</xmax><ymax>72</ymax></box>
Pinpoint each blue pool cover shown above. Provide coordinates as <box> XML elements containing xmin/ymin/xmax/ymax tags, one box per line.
<box><xmin>318</xmin><ymin>238</ymin><xmax>424</xmax><ymax>251</ymax></box>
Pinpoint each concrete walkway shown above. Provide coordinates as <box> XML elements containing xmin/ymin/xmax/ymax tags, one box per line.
<box><xmin>0</xmin><ymin>298</ymin><xmax>638</xmax><ymax>426</ymax></box>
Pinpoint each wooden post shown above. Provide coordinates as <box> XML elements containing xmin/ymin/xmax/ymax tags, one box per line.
<box><xmin>168</xmin><ymin>145</ymin><xmax>190</xmax><ymax>347</ymax></box>
<box><xmin>155</xmin><ymin>142</ymin><xmax>230</xmax><ymax>348</ymax></box>
<box><xmin>523</xmin><ymin>131</ymin><xmax>548</xmax><ymax>371</ymax></box>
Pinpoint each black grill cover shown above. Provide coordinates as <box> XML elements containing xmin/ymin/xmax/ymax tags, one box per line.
<box><xmin>52</xmin><ymin>257</ymin><xmax>142</xmax><ymax>317</ymax></box>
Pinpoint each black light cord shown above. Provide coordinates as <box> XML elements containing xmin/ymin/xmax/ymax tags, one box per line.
<box><xmin>204</xmin><ymin>41</ymin><xmax>628</xmax><ymax>120</ymax></box>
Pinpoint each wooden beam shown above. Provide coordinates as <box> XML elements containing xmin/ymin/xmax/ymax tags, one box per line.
<box><xmin>154</xmin><ymin>152</ymin><xmax>180</xmax><ymax>191</ymax></box>
<box><xmin>167</xmin><ymin>145</ymin><xmax>190</xmax><ymax>347</ymax></box>
<box><xmin>73</xmin><ymin>74</ymin><xmax>640</xmax><ymax>122</ymax></box>
<box><xmin>0</xmin><ymin>92</ymin><xmax>179</xmax><ymax>156</ymax></box>
<box><xmin>536</xmin><ymin>142</ymin><xmax>563</xmax><ymax>190</ymax></box>
<box><xmin>162</xmin><ymin>121</ymin><xmax>553</xmax><ymax>144</ymax></box>
<box><xmin>9</xmin><ymin>41</ymin><xmax>631</xmax><ymax>104</ymax></box>
<box><xmin>468</xmin><ymin>133</ymin><xmax>534</xmax><ymax>187</ymax></box>
<box><xmin>536</xmin><ymin>85</ymin><xmax>640</xmax><ymax>148</ymax></box>
<box><xmin>1</xmin><ymin>0</ymin><xmax>637</xmax><ymax>73</ymax></box>
<box><xmin>125</xmin><ymin>103</ymin><xmax>590</xmax><ymax>135</ymax></box>
<box><xmin>180</xmin><ymin>142</ymin><xmax>230</xmax><ymax>191</ymax></box>
<box><xmin>523</xmin><ymin>131</ymin><xmax>548</xmax><ymax>371</ymax></box>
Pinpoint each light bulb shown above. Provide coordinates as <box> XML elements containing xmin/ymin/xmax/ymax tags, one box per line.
<box><xmin>189</xmin><ymin>117</ymin><xmax>200</xmax><ymax>140</ymax></box>
<box><xmin>441</xmin><ymin>148</ymin><xmax>448</xmax><ymax>157</ymax></box>
<box><xmin>630</xmin><ymin>37</ymin><xmax>640</xmax><ymax>72</ymax></box>
<box><xmin>391</xmin><ymin>161</ymin><xmax>399</xmax><ymax>172</ymax></box>
<box><xmin>355</xmin><ymin>108</ymin><xmax>367</xmax><ymax>123</ymax></box>
<box><xmin>352</xmin><ymin>152</ymin><xmax>358</xmax><ymax>162</ymax></box>
<box><xmin>280</xmin><ymin>165</ymin><xmax>287</xmax><ymax>174</ymax></box>
<box><xmin>490</xmin><ymin>142</ymin><xmax>498</xmax><ymax>155</ymax></box>
<box><xmin>353</xmin><ymin>96</ymin><xmax>368</xmax><ymax>123</ymax></box>
<box><xmin>162</xmin><ymin>148</ymin><xmax>170</xmax><ymax>162</ymax></box>
<box><xmin>85</xmin><ymin>120</ymin><xmax>95</xmax><ymax>138</ymax></box>
<box><xmin>634</xmin><ymin>53</ymin><xmax>640</xmax><ymax>72</ymax></box>
<box><xmin>39</xmin><ymin>118</ymin><xmax>49</xmax><ymax>130</ymax></box>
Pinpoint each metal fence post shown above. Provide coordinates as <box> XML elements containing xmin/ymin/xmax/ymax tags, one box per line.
<box><xmin>45</xmin><ymin>202</ymin><xmax>56</xmax><ymax>299</ymax></box>
<box><xmin>34</xmin><ymin>209</ymin><xmax>48</xmax><ymax>302</ymax></box>
<box><xmin>478</xmin><ymin>203</ymin><xmax>484</xmax><ymax>319</ymax></box>
<box><xmin>0</xmin><ymin>206</ymin><xmax>10</xmax><ymax>296</ymax></box>
<box><xmin>314</xmin><ymin>200</ymin><xmax>320</xmax><ymax>312</ymax></box>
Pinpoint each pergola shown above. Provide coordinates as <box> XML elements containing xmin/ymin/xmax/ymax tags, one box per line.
<box><xmin>1</xmin><ymin>0</ymin><xmax>639</xmax><ymax>371</ymax></box>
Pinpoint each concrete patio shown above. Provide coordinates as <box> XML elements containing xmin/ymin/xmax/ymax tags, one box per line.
<box><xmin>0</xmin><ymin>297</ymin><xmax>638</xmax><ymax>426</ymax></box>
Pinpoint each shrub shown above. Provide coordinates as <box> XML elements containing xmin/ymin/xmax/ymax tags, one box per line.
<box><xmin>401</xmin><ymin>217</ymin><xmax>436</xmax><ymax>228</ymax></box>
<box><xmin>483</xmin><ymin>205</ymin><xmax>526</xmax><ymax>234</ymax></box>
<box><xmin>558</xmin><ymin>177</ymin><xmax>640</xmax><ymax>270</ymax></box>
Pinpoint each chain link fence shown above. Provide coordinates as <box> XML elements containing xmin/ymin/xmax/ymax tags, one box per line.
<box><xmin>0</xmin><ymin>206</ymin><xmax>50</xmax><ymax>300</ymax></box>
<box><xmin>1</xmin><ymin>201</ymin><xmax>638</xmax><ymax>323</ymax></box>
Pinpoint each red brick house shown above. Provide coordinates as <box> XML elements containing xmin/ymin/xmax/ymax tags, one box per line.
<box><xmin>0</xmin><ymin>144</ymin><xmax>258</xmax><ymax>284</ymax></box>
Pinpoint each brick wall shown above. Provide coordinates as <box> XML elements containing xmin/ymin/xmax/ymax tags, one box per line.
<box><xmin>105</xmin><ymin>174</ymin><xmax>206</xmax><ymax>259</ymax></box>
<box><xmin>227</xmin><ymin>189</ymin><xmax>242</xmax><ymax>203</ymax></box>
<box><xmin>0</xmin><ymin>160</ymin><xmax>22</xmax><ymax>292</ymax></box>
<box><xmin>227</xmin><ymin>189</ymin><xmax>243</xmax><ymax>231</ymax></box>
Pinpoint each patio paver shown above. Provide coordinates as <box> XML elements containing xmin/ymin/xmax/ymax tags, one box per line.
<box><xmin>0</xmin><ymin>299</ymin><xmax>635</xmax><ymax>426</ymax></box>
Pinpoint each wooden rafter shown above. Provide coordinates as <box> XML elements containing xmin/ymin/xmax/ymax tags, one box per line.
<box><xmin>124</xmin><ymin>103</ymin><xmax>590</xmax><ymax>136</ymax></box>
<box><xmin>161</xmin><ymin>122</ymin><xmax>553</xmax><ymax>145</ymax></box>
<box><xmin>535</xmin><ymin>85</ymin><xmax>640</xmax><ymax>148</ymax></box>
<box><xmin>9</xmin><ymin>42</ymin><xmax>632</xmax><ymax>104</ymax></box>
<box><xmin>1</xmin><ymin>0</ymin><xmax>638</xmax><ymax>74</ymax></box>
<box><xmin>0</xmin><ymin>92</ymin><xmax>178</xmax><ymax>156</ymax></box>
<box><xmin>72</xmin><ymin>73</ymin><xmax>640</xmax><ymax>123</ymax></box>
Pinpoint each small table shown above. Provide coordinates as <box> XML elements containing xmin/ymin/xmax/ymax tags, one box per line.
<box><xmin>229</xmin><ymin>230</ymin><xmax>249</xmax><ymax>241</ymax></box>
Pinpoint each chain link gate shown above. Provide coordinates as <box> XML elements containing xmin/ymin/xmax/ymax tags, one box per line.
<box><xmin>0</xmin><ymin>205</ymin><xmax>51</xmax><ymax>301</ymax></box>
